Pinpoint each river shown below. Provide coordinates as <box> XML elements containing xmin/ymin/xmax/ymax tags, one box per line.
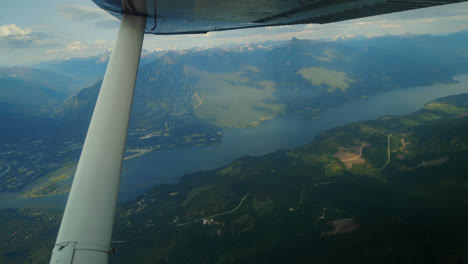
<box><xmin>1</xmin><ymin>74</ymin><xmax>468</xmax><ymax>209</ymax></box>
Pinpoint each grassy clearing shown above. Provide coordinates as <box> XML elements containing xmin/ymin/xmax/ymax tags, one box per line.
<box><xmin>304</xmin><ymin>49</ymin><xmax>336</xmax><ymax>62</ymax></box>
<box><xmin>424</xmin><ymin>102</ymin><xmax>466</xmax><ymax>114</ymax></box>
<box><xmin>217</xmin><ymin>165</ymin><xmax>241</xmax><ymax>177</ymax></box>
<box><xmin>242</xmin><ymin>65</ymin><xmax>261</xmax><ymax>72</ymax></box>
<box><xmin>253</xmin><ymin>195</ymin><xmax>274</xmax><ymax>216</ymax></box>
<box><xmin>182</xmin><ymin>134</ymin><xmax>207</xmax><ymax>143</ymax></box>
<box><xmin>297</xmin><ymin>67</ymin><xmax>355</xmax><ymax>93</ymax></box>
<box><xmin>193</xmin><ymin>70</ymin><xmax>285</xmax><ymax>128</ymax></box>
<box><xmin>181</xmin><ymin>185</ymin><xmax>213</xmax><ymax>207</ymax></box>
<box><xmin>23</xmin><ymin>164</ymin><xmax>75</xmax><ymax>197</ymax></box>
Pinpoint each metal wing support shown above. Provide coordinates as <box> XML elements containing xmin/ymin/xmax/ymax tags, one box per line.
<box><xmin>50</xmin><ymin>14</ymin><xmax>146</xmax><ymax>264</ymax></box>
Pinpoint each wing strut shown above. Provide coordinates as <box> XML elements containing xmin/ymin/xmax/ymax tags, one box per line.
<box><xmin>50</xmin><ymin>14</ymin><xmax>146</xmax><ymax>264</ymax></box>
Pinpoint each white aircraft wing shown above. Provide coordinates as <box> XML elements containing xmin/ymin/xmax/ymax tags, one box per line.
<box><xmin>93</xmin><ymin>0</ymin><xmax>468</xmax><ymax>34</ymax></box>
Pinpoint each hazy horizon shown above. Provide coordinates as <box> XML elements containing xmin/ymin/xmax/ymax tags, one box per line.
<box><xmin>1</xmin><ymin>0</ymin><xmax>467</xmax><ymax>66</ymax></box>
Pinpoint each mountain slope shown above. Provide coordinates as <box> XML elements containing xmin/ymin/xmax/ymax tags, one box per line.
<box><xmin>0</xmin><ymin>66</ymin><xmax>87</xmax><ymax>119</ymax></box>
<box><xmin>108</xmin><ymin>94</ymin><xmax>468</xmax><ymax>263</ymax></box>
<box><xmin>35</xmin><ymin>54</ymin><xmax>110</xmax><ymax>83</ymax></box>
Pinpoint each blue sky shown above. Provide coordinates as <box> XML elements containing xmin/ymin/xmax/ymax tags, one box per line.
<box><xmin>0</xmin><ymin>0</ymin><xmax>467</xmax><ymax>66</ymax></box>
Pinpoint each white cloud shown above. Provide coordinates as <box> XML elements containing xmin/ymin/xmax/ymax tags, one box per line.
<box><xmin>380</xmin><ymin>24</ymin><xmax>402</xmax><ymax>28</ymax></box>
<box><xmin>452</xmin><ymin>15</ymin><xmax>468</xmax><ymax>20</ymax></box>
<box><xmin>46</xmin><ymin>49</ymin><xmax>61</xmax><ymax>54</ymax></box>
<box><xmin>65</xmin><ymin>39</ymin><xmax>110</xmax><ymax>52</ymax></box>
<box><xmin>0</xmin><ymin>24</ymin><xmax>55</xmax><ymax>48</ymax></box>
<box><xmin>0</xmin><ymin>24</ymin><xmax>32</xmax><ymax>38</ymax></box>
<box><xmin>66</xmin><ymin>41</ymin><xmax>88</xmax><ymax>51</ymax></box>
<box><xmin>94</xmin><ymin>39</ymin><xmax>107</xmax><ymax>45</ymax></box>
<box><xmin>354</xmin><ymin>21</ymin><xmax>377</xmax><ymax>26</ymax></box>
<box><xmin>304</xmin><ymin>24</ymin><xmax>320</xmax><ymax>29</ymax></box>
<box><xmin>46</xmin><ymin>39</ymin><xmax>113</xmax><ymax>55</ymax></box>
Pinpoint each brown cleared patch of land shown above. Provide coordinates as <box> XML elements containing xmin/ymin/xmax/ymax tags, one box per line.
<box><xmin>395</xmin><ymin>154</ymin><xmax>406</xmax><ymax>160</ymax></box>
<box><xmin>325</xmin><ymin>218</ymin><xmax>359</xmax><ymax>235</ymax></box>
<box><xmin>334</xmin><ymin>141</ymin><xmax>370</xmax><ymax>169</ymax></box>
<box><xmin>400</xmin><ymin>137</ymin><xmax>407</xmax><ymax>152</ymax></box>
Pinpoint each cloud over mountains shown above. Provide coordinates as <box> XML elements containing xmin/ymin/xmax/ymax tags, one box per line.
<box><xmin>0</xmin><ymin>24</ymin><xmax>55</xmax><ymax>48</ymax></box>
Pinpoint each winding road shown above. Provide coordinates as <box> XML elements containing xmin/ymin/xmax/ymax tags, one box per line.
<box><xmin>175</xmin><ymin>193</ymin><xmax>251</xmax><ymax>227</ymax></box>
<box><xmin>295</xmin><ymin>188</ymin><xmax>305</xmax><ymax>210</ymax></box>
<box><xmin>368</xmin><ymin>134</ymin><xmax>392</xmax><ymax>173</ymax></box>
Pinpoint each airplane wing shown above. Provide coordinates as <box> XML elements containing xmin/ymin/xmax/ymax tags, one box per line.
<box><xmin>93</xmin><ymin>0</ymin><xmax>468</xmax><ymax>34</ymax></box>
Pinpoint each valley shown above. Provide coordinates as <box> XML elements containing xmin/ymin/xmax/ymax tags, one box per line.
<box><xmin>1</xmin><ymin>32</ymin><xmax>468</xmax><ymax>197</ymax></box>
<box><xmin>1</xmin><ymin>93</ymin><xmax>468</xmax><ymax>263</ymax></box>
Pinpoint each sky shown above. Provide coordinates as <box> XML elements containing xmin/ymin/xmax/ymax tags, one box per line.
<box><xmin>0</xmin><ymin>0</ymin><xmax>467</xmax><ymax>66</ymax></box>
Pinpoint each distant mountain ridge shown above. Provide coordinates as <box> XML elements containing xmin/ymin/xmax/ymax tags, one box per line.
<box><xmin>0</xmin><ymin>67</ymin><xmax>83</xmax><ymax>94</ymax></box>
<box><xmin>0</xmin><ymin>67</ymin><xmax>85</xmax><ymax>114</ymax></box>
<box><xmin>35</xmin><ymin>52</ymin><xmax>111</xmax><ymax>83</ymax></box>
<box><xmin>56</xmin><ymin>30</ymin><xmax>468</xmax><ymax>130</ymax></box>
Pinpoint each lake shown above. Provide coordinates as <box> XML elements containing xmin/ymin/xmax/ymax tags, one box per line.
<box><xmin>1</xmin><ymin>73</ymin><xmax>468</xmax><ymax>208</ymax></box>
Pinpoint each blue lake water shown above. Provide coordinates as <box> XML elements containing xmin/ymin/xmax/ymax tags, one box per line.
<box><xmin>1</xmin><ymin>74</ymin><xmax>468</xmax><ymax>209</ymax></box>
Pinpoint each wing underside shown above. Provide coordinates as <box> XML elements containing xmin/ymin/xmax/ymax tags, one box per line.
<box><xmin>93</xmin><ymin>0</ymin><xmax>468</xmax><ymax>34</ymax></box>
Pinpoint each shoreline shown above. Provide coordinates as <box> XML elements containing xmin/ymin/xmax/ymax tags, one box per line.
<box><xmin>124</xmin><ymin>148</ymin><xmax>154</xmax><ymax>161</ymax></box>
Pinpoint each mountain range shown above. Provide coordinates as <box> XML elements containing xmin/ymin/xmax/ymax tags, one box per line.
<box><xmin>0</xmin><ymin>31</ymin><xmax>467</xmax><ymax>193</ymax></box>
